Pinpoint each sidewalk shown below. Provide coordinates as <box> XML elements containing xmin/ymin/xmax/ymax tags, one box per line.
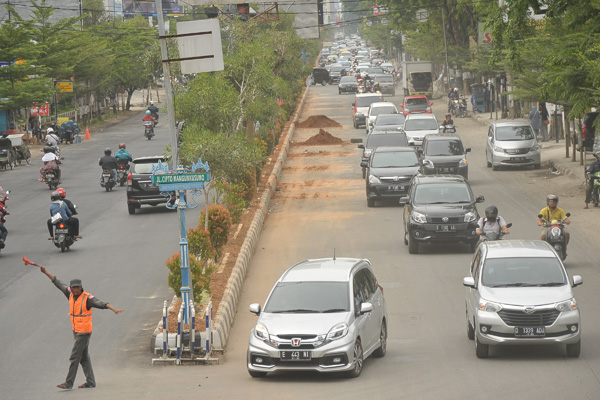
<box><xmin>470</xmin><ymin>112</ymin><xmax>589</xmax><ymax>187</ymax></box>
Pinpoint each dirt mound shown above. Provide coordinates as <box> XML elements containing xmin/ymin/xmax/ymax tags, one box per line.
<box><xmin>296</xmin><ymin>115</ymin><xmax>342</xmax><ymax>129</ymax></box>
<box><xmin>297</xmin><ymin>129</ymin><xmax>344</xmax><ymax>146</ymax></box>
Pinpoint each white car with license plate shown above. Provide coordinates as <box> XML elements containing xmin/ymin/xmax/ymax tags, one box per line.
<box><xmin>247</xmin><ymin>257</ymin><xmax>387</xmax><ymax>378</ymax></box>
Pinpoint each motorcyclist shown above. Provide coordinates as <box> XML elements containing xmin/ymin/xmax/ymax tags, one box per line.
<box><xmin>440</xmin><ymin>113</ymin><xmax>455</xmax><ymax>133</ymax></box>
<box><xmin>448</xmin><ymin>87</ymin><xmax>459</xmax><ymax>113</ymax></box>
<box><xmin>373</xmin><ymin>81</ymin><xmax>380</xmax><ymax>93</ymax></box>
<box><xmin>48</xmin><ymin>191</ymin><xmax>80</xmax><ymax>240</ymax></box>
<box><xmin>56</xmin><ymin>187</ymin><xmax>81</xmax><ymax>239</ymax></box>
<box><xmin>0</xmin><ymin>187</ymin><xmax>8</xmax><ymax>249</ymax></box>
<box><xmin>114</xmin><ymin>143</ymin><xmax>132</xmax><ymax>162</ymax></box>
<box><xmin>476</xmin><ymin>205</ymin><xmax>509</xmax><ymax>239</ymax></box>
<box><xmin>538</xmin><ymin>194</ymin><xmax>570</xmax><ymax>249</ymax></box>
<box><xmin>45</xmin><ymin>127</ymin><xmax>61</xmax><ymax>149</ymax></box>
<box><xmin>39</xmin><ymin>146</ymin><xmax>61</xmax><ymax>182</ymax></box>
<box><xmin>584</xmin><ymin>152</ymin><xmax>600</xmax><ymax>209</ymax></box>
<box><xmin>142</xmin><ymin>110</ymin><xmax>155</xmax><ymax>124</ymax></box>
<box><xmin>148</xmin><ymin>101</ymin><xmax>159</xmax><ymax>122</ymax></box>
<box><xmin>99</xmin><ymin>148</ymin><xmax>118</xmax><ymax>184</ymax></box>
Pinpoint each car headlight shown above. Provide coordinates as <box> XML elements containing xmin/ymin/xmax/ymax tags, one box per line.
<box><xmin>364</xmin><ymin>149</ymin><xmax>373</xmax><ymax>157</ymax></box>
<box><xmin>556</xmin><ymin>298</ymin><xmax>577</xmax><ymax>312</ymax></box>
<box><xmin>254</xmin><ymin>324</ymin><xmax>270</xmax><ymax>342</ymax></box>
<box><xmin>459</xmin><ymin>158</ymin><xmax>468</xmax><ymax>167</ymax></box>
<box><xmin>411</xmin><ymin>210</ymin><xmax>427</xmax><ymax>224</ymax></box>
<box><xmin>494</xmin><ymin>146</ymin><xmax>503</xmax><ymax>153</ymax></box>
<box><xmin>368</xmin><ymin>175</ymin><xmax>381</xmax><ymax>184</ymax></box>
<box><xmin>478</xmin><ymin>301</ymin><xmax>502</xmax><ymax>312</ymax></box>
<box><xmin>530</xmin><ymin>145</ymin><xmax>540</xmax><ymax>151</ymax></box>
<box><xmin>326</xmin><ymin>323</ymin><xmax>349</xmax><ymax>342</ymax></box>
<box><xmin>464</xmin><ymin>211</ymin><xmax>477</xmax><ymax>223</ymax></box>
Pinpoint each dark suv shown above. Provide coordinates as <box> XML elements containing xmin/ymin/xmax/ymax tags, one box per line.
<box><xmin>401</xmin><ymin>175</ymin><xmax>484</xmax><ymax>254</ymax></box>
<box><xmin>420</xmin><ymin>134</ymin><xmax>471</xmax><ymax>179</ymax></box>
<box><xmin>358</xmin><ymin>132</ymin><xmax>408</xmax><ymax>179</ymax></box>
<box><xmin>126</xmin><ymin>156</ymin><xmax>175</xmax><ymax>214</ymax></box>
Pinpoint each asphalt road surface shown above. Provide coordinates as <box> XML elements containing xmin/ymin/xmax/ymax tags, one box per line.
<box><xmin>4</xmin><ymin>85</ymin><xmax>600</xmax><ymax>400</ymax></box>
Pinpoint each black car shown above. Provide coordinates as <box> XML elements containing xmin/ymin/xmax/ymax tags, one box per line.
<box><xmin>328</xmin><ymin>65</ymin><xmax>348</xmax><ymax>84</ymax></box>
<box><xmin>420</xmin><ymin>134</ymin><xmax>471</xmax><ymax>179</ymax></box>
<box><xmin>364</xmin><ymin>146</ymin><xmax>421</xmax><ymax>207</ymax></box>
<box><xmin>126</xmin><ymin>156</ymin><xmax>176</xmax><ymax>214</ymax></box>
<box><xmin>372</xmin><ymin>74</ymin><xmax>396</xmax><ymax>96</ymax></box>
<box><xmin>358</xmin><ymin>132</ymin><xmax>408</xmax><ymax>179</ymax></box>
<box><xmin>369</xmin><ymin>113</ymin><xmax>406</xmax><ymax>134</ymax></box>
<box><xmin>338</xmin><ymin>75</ymin><xmax>358</xmax><ymax>94</ymax></box>
<box><xmin>401</xmin><ymin>175</ymin><xmax>484</xmax><ymax>254</ymax></box>
<box><xmin>312</xmin><ymin>67</ymin><xmax>329</xmax><ymax>86</ymax></box>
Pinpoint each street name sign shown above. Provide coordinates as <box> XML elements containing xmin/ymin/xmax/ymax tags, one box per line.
<box><xmin>152</xmin><ymin>173</ymin><xmax>210</xmax><ymax>191</ymax></box>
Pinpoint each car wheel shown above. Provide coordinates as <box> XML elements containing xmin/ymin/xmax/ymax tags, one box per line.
<box><xmin>372</xmin><ymin>320</ymin><xmax>387</xmax><ymax>358</ymax></box>
<box><xmin>339</xmin><ymin>89</ymin><xmax>342</xmax><ymax>95</ymax></box>
<box><xmin>346</xmin><ymin>339</ymin><xmax>364</xmax><ymax>378</ymax></box>
<box><xmin>466</xmin><ymin>313</ymin><xmax>475</xmax><ymax>340</ymax></box>
<box><xmin>475</xmin><ymin>338</ymin><xmax>489</xmax><ymax>359</ymax></box>
<box><xmin>404</xmin><ymin>231</ymin><xmax>408</xmax><ymax>245</ymax></box>
<box><xmin>367</xmin><ymin>198</ymin><xmax>375</xmax><ymax>208</ymax></box>
<box><xmin>534</xmin><ymin>163</ymin><xmax>541</xmax><ymax>169</ymax></box>
<box><xmin>486</xmin><ymin>152</ymin><xmax>492</xmax><ymax>168</ymax></box>
<box><xmin>408</xmin><ymin>234</ymin><xmax>419</xmax><ymax>254</ymax></box>
<box><xmin>566</xmin><ymin>340</ymin><xmax>581</xmax><ymax>357</ymax></box>
<box><xmin>128</xmin><ymin>203</ymin><xmax>136</xmax><ymax>215</ymax></box>
<box><xmin>321</xmin><ymin>81</ymin><xmax>326</xmax><ymax>86</ymax></box>
<box><xmin>492</xmin><ymin>163</ymin><xmax>498</xmax><ymax>171</ymax></box>
<box><xmin>248</xmin><ymin>369</ymin><xmax>267</xmax><ymax>378</ymax></box>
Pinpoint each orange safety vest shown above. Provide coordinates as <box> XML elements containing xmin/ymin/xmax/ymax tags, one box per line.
<box><xmin>69</xmin><ymin>291</ymin><xmax>93</xmax><ymax>333</ymax></box>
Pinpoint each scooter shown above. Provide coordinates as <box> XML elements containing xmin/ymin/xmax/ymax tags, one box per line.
<box><xmin>144</xmin><ymin>121</ymin><xmax>155</xmax><ymax>140</ymax></box>
<box><xmin>589</xmin><ymin>172</ymin><xmax>600</xmax><ymax>207</ymax></box>
<box><xmin>458</xmin><ymin>97</ymin><xmax>468</xmax><ymax>118</ymax></box>
<box><xmin>52</xmin><ymin>220</ymin><xmax>74</xmax><ymax>253</ymax></box>
<box><xmin>100</xmin><ymin>169</ymin><xmax>116</xmax><ymax>191</ymax></box>
<box><xmin>538</xmin><ymin>213</ymin><xmax>570</xmax><ymax>261</ymax></box>
<box><xmin>0</xmin><ymin>190</ymin><xmax>9</xmax><ymax>252</ymax></box>
<box><xmin>117</xmin><ymin>159</ymin><xmax>129</xmax><ymax>187</ymax></box>
<box><xmin>45</xmin><ymin>168</ymin><xmax>60</xmax><ymax>190</ymax></box>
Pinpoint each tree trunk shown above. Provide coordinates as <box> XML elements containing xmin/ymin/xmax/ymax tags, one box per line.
<box><xmin>126</xmin><ymin>89</ymin><xmax>135</xmax><ymax>111</ymax></box>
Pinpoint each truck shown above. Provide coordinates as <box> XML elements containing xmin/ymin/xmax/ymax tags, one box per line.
<box><xmin>402</xmin><ymin>61</ymin><xmax>434</xmax><ymax>99</ymax></box>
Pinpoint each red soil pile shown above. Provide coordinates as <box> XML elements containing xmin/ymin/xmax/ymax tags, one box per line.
<box><xmin>297</xmin><ymin>129</ymin><xmax>344</xmax><ymax>146</ymax></box>
<box><xmin>296</xmin><ymin>115</ymin><xmax>342</xmax><ymax>129</ymax></box>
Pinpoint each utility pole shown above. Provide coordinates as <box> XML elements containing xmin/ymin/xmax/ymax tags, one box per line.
<box><xmin>441</xmin><ymin>10</ymin><xmax>450</xmax><ymax>93</ymax></box>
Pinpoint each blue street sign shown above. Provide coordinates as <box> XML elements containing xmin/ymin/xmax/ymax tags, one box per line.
<box><xmin>158</xmin><ymin>181</ymin><xmax>204</xmax><ymax>191</ymax></box>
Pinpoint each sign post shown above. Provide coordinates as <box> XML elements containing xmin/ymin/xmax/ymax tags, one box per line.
<box><xmin>152</xmin><ymin>159</ymin><xmax>210</xmax><ymax>324</ymax></box>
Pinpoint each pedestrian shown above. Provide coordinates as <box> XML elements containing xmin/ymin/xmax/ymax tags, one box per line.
<box><xmin>539</xmin><ymin>102</ymin><xmax>549</xmax><ymax>141</ymax></box>
<box><xmin>38</xmin><ymin>264</ymin><xmax>124</xmax><ymax>390</ymax></box>
<box><xmin>529</xmin><ymin>105</ymin><xmax>542</xmax><ymax>139</ymax></box>
<box><xmin>584</xmin><ymin>152</ymin><xmax>600</xmax><ymax>209</ymax></box>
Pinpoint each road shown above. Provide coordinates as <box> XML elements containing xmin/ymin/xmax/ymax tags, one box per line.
<box><xmin>4</xmin><ymin>85</ymin><xmax>600</xmax><ymax>400</ymax></box>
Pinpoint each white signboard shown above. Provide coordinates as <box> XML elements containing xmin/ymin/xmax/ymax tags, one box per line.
<box><xmin>176</xmin><ymin>19</ymin><xmax>224</xmax><ymax>74</ymax></box>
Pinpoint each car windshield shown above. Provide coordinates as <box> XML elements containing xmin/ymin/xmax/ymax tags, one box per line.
<box><xmin>357</xmin><ymin>96</ymin><xmax>382</xmax><ymax>107</ymax></box>
<box><xmin>371</xmin><ymin>151</ymin><xmax>419</xmax><ymax>168</ymax></box>
<box><xmin>132</xmin><ymin>161</ymin><xmax>166</xmax><ymax>174</ymax></box>
<box><xmin>413</xmin><ymin>182</ymin><xmax>472</xmax><ymax>204</ymax></box>
<box><xmin>495</xmin><ymin>125</ymin><xmax>535</xmax><ymax>141</ymax></box>
<box><xmin>371</xmin><ymin>106</ymin><xmax>397</xmax><ymax>116</ymax></box>
<box><xmin>368</xmin><ymin>68</ymin><xmax>384</xmax><ymax>74</ymax></box>
<box><xmin>340</xmin><ymin>76</ymin><xmax>357</xmax><ymax>83</ymax></box>
<box><xmin>425</xmin><ymin>140</ymin><xmax>464</xmax><ymax>156</ymax></box>
<box><xmin>404</xmin><ymin>118</ymin><xmax>438</xmax><ymax>131</ymax></box>
<box><xmin>366</xmin><ymin>134</ymin><xmax>408</xmax><ymax>148</ymax></box>
<box><xmin>263</xmin><ymin>282</ymin><xmax>350</xmax><ymax>313</ymax></box>
<box><xmin>406</xmin><ymin>98</ymin><xmax>429</xmax><ymax>107</ymax></box>
<box><xmin>481</xmin><ymin>257</ymin><xmax>567</xmax><ymax>287</ymax></box>
<box><xmin>330</xmin><ymin>66</ymin><xmax>345</xmax><ymax>73</ymax></box>
<box><xmin>375</xmin><ymin>115</ymin><xmax>405</xmax><ymax>125</ymax></box>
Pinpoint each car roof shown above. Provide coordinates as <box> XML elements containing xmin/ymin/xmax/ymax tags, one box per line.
<box><xmin>280</xmin><ymin>258</ymin><xmax>369</xmax><ymax>282</ymax></box>
<box><xmin>356</xmin><ymin>93</ymin><xmax>383</xmax><ymax>99</ymax></box>
<box><xmin>491</xmin><ymin>121</ymin><xmax>532</xmax><ymax>127</ymax></box>
<box><xmin>413</xmin><ymin>174</ymin><xmax>467</xmax><ymax>184</ymax></box>
<box><xmin>373</xmin><ymin>146</ymin><xmax>416</xmax><ymax>153</ymax></box>
<box><xmin>482</xmin><ymin>240</ymin><xmax>558</xmax><ymax>259</ymax></box>
<box><xmin>370</xmin><ymin>102</ymin><xmax>396</xmax><ymax>108</ymax></box>
<box><xmin>132</xmin><ymin>156</ymin><xmax>166</xmax><ymax>162</ymax></box>
<box><xmin>405</xmin><ymin>114</ymin><xmax>437</xmax><ymax>120</ymax></box>
<box><xmin>424</xmin><ymin>134</ymin><xmax>461</xmax><ymax>141</ymax></box>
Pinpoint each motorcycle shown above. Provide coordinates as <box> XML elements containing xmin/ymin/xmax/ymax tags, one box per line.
<box><xmin>478</xmin><ymin>222</ymin><xmax>512</xmax><ymax>245</ymax></box>
<box><xmin>439</xmin><ymin>124</ymin><xmax>457</xmax><ymax>134</ymax></box>
<box><xmin>589</xmin><ymin>172</ymin><xmax>600</xmax><ymax>207</ymax></box>
<box><xmin>100</xmin><ymin>169</ymin><xmax>116</xmax><ymax>191</ymax></box>
<box><xmin>45</xmin><ymin>168</ymin><xmax>60</xmax><ymax>190</ymax></box>
<box><xmin>0</xmin><ymin>190</ymin><xmax>9</xmax><ymax>252</ymax></box>
<box><xmin>61</xmin><ymin>127</ymin><xmax>75</xmax><ymax>144</ymax></box>
<box><xmin>450</xmin><ymin>98</ymin><xmax>460</xmax><ymax>116</ymax></box>
<box><xmin>117</xmin><ymin>159</ymin><xmax>129</xmax><ymax>187</ymax></box>
<box><xmin>51</xmin><ymin>220</ymin><xmax>74</xmax><ymax>253</ymax></box>
<box><xmin>538</xmin><ymin>213</ymin><xmax>570</xmax><ymax>261</ymax></box>
<box><xmin>144</xmin><ymin>121</ymin><xmax>155</xmax><ymax>140</ymax></box>
<box><xmin>458</xmin><ymin>97</ymin><xmax>468</xmax><ymax>118</ymax></box>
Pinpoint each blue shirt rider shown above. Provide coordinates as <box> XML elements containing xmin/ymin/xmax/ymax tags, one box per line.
<box><xmin>114</xmin><ymin>143</ymin><xmax>132</xmax><ymax>162</ymax></box>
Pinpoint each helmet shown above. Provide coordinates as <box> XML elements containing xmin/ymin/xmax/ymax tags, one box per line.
<box><xmin>594</xmin><ymin>152</ymin><xmax>600</xmax><ymax>159</ymax></box>
<box><xmin>104</xmin><ymin>148</ymin><xmax>111</xmax><ymax>156</ymax></box>
<box><xmin>454</xmin><ymin>87</ymin><xmax>459</xmax><ymax>93</ymax></box>
<box><xmin>47</xmin><ymin>127</ymin><xmax>54</xmax><ymax>134</ymax></box>
<box><xmin>146</xmin><ymin>110</ymin><xmax>152</xmax><ymax>115</ymax></box>
<box><xmin>119</xmin><ymin>143</ymin><xmax>126</xmax><ymax>149</ymax></box>
<box><xmin>485</xmin><ymin>205</ymin><xmax>498</xmax><ymax>220</ymax></box>
<box><xmin>149</xmin><ymin>101</ymin><xmax>154</xmax><ymax>105</ymax></box>
<box><xmin>51</xmin><ymin>191</ymin><xmax>61</xmax><ymax>201</ymax></box>
<box><xmin>546</xmin><ymin>194</ymin><xmax>559</xmax><ymax>205</ymax></box>
<box><xmin>56</xmin><ymin>188</ymin><xmax>66</xmax><ymax>198</ymax></box>
<box><xmin>43</xmin><ymin>146</ymin><xmax>53</xmax><ymax>153</ymax></box>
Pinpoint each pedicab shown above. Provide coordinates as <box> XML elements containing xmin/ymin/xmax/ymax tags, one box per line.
<box><xmin>0</xmin><ymin>135</ymin><xmax>16</xmax><ymax>170</ymax></box>
<box><xmin>9</xmin><ymin>134</ymin><xmax>31</xmax><ymax>166</ymax></box>
<box><xmin>471</xmin><ymin>83</ymin><xmax>486</xmax><ymax>113</ymax></box>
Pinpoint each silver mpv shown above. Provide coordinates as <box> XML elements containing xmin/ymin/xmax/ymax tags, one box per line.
<box><xmin>464</xmin><ymin>240</ymin><xmax>582</xmax><ymax>358</ymax></box>
<box><xmin>486</xmin><ymin>121</ymin><xmax>541</xmax><ymax>170</ymax></box>
<box><xmin>247</xmin><ymin>257</ymin><xmax>387</xmax><ymax>378</ymax></box>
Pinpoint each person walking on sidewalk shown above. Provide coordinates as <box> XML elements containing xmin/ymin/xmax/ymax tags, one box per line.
<box><xmin>584</xmin><ymin>152</ymin><xmax>600</xmax><ymax>209</ymax></box>
<box><xmin>529</xmin><ymin>105</ymin><xmax>542</xmax><ymax>140</ymax></box>
<box><xmin>38</xmin><ymin>265</ymin><xmax>124</xmax><ymax>390</ymax></box>
<box><xmin>539</xmin><ymin>102</ymin><xmax>550</xmax><ymax>142</ymax></box>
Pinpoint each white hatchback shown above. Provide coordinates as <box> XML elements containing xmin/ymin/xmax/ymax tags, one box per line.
<box><xmin>365</xmin><ymin>102</ymin><xmax>398</xmax><ymax>134</ymax></box>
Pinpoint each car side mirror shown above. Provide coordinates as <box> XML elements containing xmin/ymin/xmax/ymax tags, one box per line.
<box><xmin>430</xmin><ymin>102</ymin><xmax>434</xmax><ymax>105</ymax></box>
<box><xmin>398</xmin><ymin>104</ymin><xmax>404</xmax><ymax>109</ymax></box>
<box><xmin>248</xmin><ymin>303</ymin><xmax>261</xmax><ymax>316</ymax></box>
<box><xmin>566</xmin><ymin>212</ymin><xmax>571</xmax><ymax>217</ymax></box>
<box><xmin>358</xmin><ymin>144</ymin><xmax>365</xmax><ymax>149</ymax></box>
<box><xmin>572</xmin><ymin>275</ymin><xmax>583</xmax><ymax>287</ymax></box>
<box><xmin>360</xmin><ymin>161</ymin><xmax>368</xmax><ymax>168</ymax></box>
<box><xmin>351</xmin><ymin>138</ymin><xmax>363</xmax><ymax>144</ymax></box>
<box><xmin>463</xmin><ymin>277</ymin><xmax>476</xmax><ymax>288</ymax></box>
<box><xmin>359</xmin><ymin>302</ymin><xmax>373</xmax><ymax>315</ymax></box>
<box><xmin>476</xmin><ymin>195</ymin><xmax>485</xmax><ymax>203</ymax></box>
<box><xmin>399</xmin><ymin>196</ymin><xmax>409</xmax><ymax>204</ymax></box>
<box><xmin>465</xmin><ymin>148</ymin><xmax>471</xmax><ymax>153</ymax></box>
<box><xmin>505</xmin><ymin>222</ymin><xmax>512</xmax><ymax>228</ymax></box>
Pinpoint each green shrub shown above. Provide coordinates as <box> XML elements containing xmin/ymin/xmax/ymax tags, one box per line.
<box><xmin>200</xmin><ymin>205</ymin><xmax>232</xmax><ymax>260</ymax></box>
<box><xmin>165</xmin><ymin>251</ymin><xmax>211</xmax><ymax>304</ymax></box>
<box><xmin>187</xmin><ymin>228</ymin><xmax>216</xmax><ymax>261</ymax></box>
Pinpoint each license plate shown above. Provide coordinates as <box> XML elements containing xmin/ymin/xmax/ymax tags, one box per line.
<box><xmin>440</xmin><ymin>168</ymin><xmax>454</xmax><ymax>173</ymax></box>
<box><xmin>46</xmin><ymin>173</ymin><xmax>54</xmax><ymax>178</ymax></box>
<box><xmin>511</xmin><ymin>157</ymin><xmax>526</xmax><ymax>161</ymax></box>
<box><xmin>280</xmin><ymin>350</ymin><xmax>311</xmax><ymax>361</ymax></box>
<box><xmin>436</xmin><ymin>225</ymin><xmax>456</xmax><ymax>232</ymax></box>
<box><xmin>387</xmin><ymin>185</ymin><xmax>405</xmax><ymax>191</ymax></box>
<box><xmin>514</xmin><ymin>326</ymin><xmax>545</xmax><ymax>337</ymax></box>
<box><xmin>55</xmin><ymin>229</ymin><xmax>68</xmax><ymax>234</ymax></box>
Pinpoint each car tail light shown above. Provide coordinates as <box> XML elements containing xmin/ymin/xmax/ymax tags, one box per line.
<box><xmin>58</xmin><ymin>223</ymin><xmax>65</xmax><ymax>229</ymax></box>
<box><xmin>583</xmin><ymin>124</ymin><xmax>588</xmax><ymax>138</ymax></box>
<box><xmin>127</xmin><ymin>172</ymin><xmax>132</xmax><ymax>186</ymax></box>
